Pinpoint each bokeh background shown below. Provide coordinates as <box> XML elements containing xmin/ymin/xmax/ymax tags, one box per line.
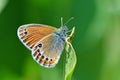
<box><xmin>0</xmin><ymin>0</ymin><xmax>120</xmax><ymax>80</ymax></box>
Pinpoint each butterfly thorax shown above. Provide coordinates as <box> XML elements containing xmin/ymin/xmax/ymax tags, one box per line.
<box><xmin>54</xmin><ymin>26</ymin><xmax>68</xmax><ymax>42</ymax></box>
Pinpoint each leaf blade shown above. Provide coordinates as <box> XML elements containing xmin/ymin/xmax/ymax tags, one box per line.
<box><xmin>65</xmin><ymin>27</ymin><xmax>77</xmax><ymax>80</ymax></box>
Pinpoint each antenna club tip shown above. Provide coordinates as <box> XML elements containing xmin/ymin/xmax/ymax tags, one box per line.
<box><xmin>61</xmin><ymin>17</ymin><xmax>63</xmax><ymax>20</ymax></box>
<box><xmin>60</xmin><ymin>17</ymin><xmax>74</xmax><ymax>26</ymax></box>
<box><xmin>71</xmin><ymin>17</ymin><xmax>74</xmax><ymax>19</ymax></box>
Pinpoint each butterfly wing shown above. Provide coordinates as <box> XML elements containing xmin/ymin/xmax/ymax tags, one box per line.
<box><xmin>17</xmin><ymin>24</ymin><xmax>57</xmax><ymax>50</ymax></box>
<box><xmin>32</xmin><ymin>33</ymin><xmax>66</xmax><ymax>68</ymax></box>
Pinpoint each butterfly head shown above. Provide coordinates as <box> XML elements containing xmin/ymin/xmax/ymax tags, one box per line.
<box><xmin>59</xmin><ymin>17</ymin><xmax>74</xmax><ymax>34</ymax></box>
<box><xmin>60</xmin><ymin>26</ymin><xmax>68</xmax><ymax>33</ymax></box>
<box><xmin>54</xmin><ymin>17</ymin><xmax>74</xmax><ymax>41</ymax></box>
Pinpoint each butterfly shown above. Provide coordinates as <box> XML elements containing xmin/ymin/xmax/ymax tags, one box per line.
<box><xmin>17</xmin><ymin>17</ymin><xmax>74</xmax><ymax>68</ymax></box>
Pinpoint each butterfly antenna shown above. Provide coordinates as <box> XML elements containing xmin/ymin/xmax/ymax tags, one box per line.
<box><xmin>64</xmin><ymin>17</ymin><xmax>74</xmax><ymax>25</ymax></box>
<box><xmin>61</xmin><ymin>17</ymin><xmax>64</xmax><ymax>26</ymax></box>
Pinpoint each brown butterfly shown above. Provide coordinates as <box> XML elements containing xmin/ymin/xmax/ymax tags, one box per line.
<box><xmin>17</xmin><ymin>18</ymin><xmax>74</xmax><ymax>68</ymax></box>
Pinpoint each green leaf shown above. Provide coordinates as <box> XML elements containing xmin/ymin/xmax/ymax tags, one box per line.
<box><xmin>64</xmin><ymin>27</ymin><xmax>77</xmax><ymax>80</ymax></box>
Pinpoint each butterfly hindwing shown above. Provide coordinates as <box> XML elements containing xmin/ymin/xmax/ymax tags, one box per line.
<box><xmin>32</xmin><ymin>33</ymin><xmax>65</xmax><ymax>68</ymax></box>
<box><xmin>17</xmin><ymin>24</ymin><xmax>57</xmax><ymax>50</ymax></box>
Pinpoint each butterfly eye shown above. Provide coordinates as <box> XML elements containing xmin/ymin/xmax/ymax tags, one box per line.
<box><xmin>63</xmin><ymin>29</ymin><xmax>66</xmax><ymax>32</ymax></box>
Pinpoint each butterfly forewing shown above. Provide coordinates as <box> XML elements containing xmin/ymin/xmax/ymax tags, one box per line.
<box><xmin>17</xmin><ymin>24</ymin><xmax>57</xmax><ymax>50</ymax></box>
<box><xmin>32</xmin><ymin>33</ymin><xmax>65</xmax><ymax>68</ymax></box>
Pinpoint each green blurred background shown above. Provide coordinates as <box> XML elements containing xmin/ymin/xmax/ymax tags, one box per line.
<box><xmin>0</xmin><ymin>0</ymin><xmax>120</xmax><ymax>80</ymax></box>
